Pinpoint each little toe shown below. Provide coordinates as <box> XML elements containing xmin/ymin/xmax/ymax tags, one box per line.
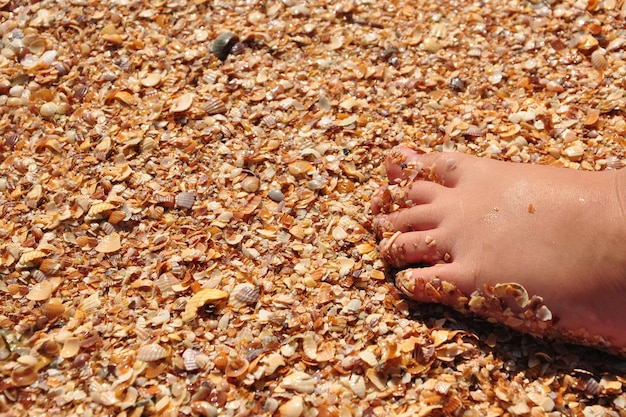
<box><xmin>378</xmin><ymin>230</ymin><xmax>453</xmax><ymax>268</ymax></box>
<box><xmin>386</xmin><ymin>145</ymin><xmax>464</xmax><ymax>187</ymax></box>
<box><xmin>374</xmin><ymin>204</ymin><xmax>441</xmax><ymax>237</ymax></box>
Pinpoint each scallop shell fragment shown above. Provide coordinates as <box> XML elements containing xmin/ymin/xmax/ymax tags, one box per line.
<box><xmin>182</xmin><ymin>348</ymin><xmax>201</xmax><ymax>371</ymax></box>
<box><xmin>137</xmin><ymin>343</ymin><xmax>169</xmax><ymax>362</ymax></box>
<box><xmin>181</xmin><ymin>288</ymin><xmax>229</xmax><ymax>322</ymax></box>
<box><xmin>17</xmin><ymin>250</ymin><xmax>47</xmax><ymax>269</ymax></box>
<box><xmin>85</xmin><ymin>202</ymin><xmax>116</xmax><ymax>221</ymax></box>
<box><xmin>175</xmin><ymin>191</ymin><xmax>195</xmax><ymax>209</ymax></box>
<box><xmin>203</xmin><ymin>96</ymin><xmax>227</xmax><ymax>115</ymax></box>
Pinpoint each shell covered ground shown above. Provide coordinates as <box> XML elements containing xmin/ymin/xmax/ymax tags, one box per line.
<box><xmin>1</xmin><ymin>0</ymin><xmax>626</xmax><ymax>416</ymax></box>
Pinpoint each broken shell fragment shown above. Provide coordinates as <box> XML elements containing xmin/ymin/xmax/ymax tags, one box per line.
<box><xmin>26</xmin><ymin>280</ymin><xmax>55</xmax><ymax>301</ymax></box>
<box><xmin>17</xmin><ymin>250</ymin><xmax>47</xmax><ymax>269</ymax></box>
<box><xmin>41</xmin><ymin>297</ymin><xmax>65</xmax><ymax>319</ymax></box>
<box><xmin>95</xmin><ymin>232</ymin><xmax>121</xmax><ymax>253</ymax></box>
<box><xmin>203</xmin><ymin>96</ymin><xmax>227</xmax><ymax>115</ymax></box>
<box><xmin>170</xmin><ymin>93</ymin><xmax>194</xmax><ymax>113</ymax></box>
<box><xmin>281</xmin><ymin>371</ymin><xmax>316</xmax><ymax>394</ymax></box>
<box><xmin>181</xmin><ymin>288</ymin><xmax>229</xmax><ymax>322</ymax></box>
<box><xmin>60</xmin><ymin>337</ymin><xmax>80</xmax><ymax>358</ymax></box>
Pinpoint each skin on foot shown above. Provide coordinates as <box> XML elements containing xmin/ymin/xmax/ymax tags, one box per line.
<box><xmin>372</xmin><ymin>144</ymin><xmax>626</xmax><ymax>354</ymax></box>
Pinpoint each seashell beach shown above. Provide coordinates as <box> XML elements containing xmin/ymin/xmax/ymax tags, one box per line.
<box><xmin>1</xmin><ymin>0</ymin><xmax>626</xmax><ymax>416</ymax></box>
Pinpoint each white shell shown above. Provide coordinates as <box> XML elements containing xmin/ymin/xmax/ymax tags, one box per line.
<box><xmin>175</xmin><ymin>192</ymin><xmax>195</xmax><ymax>209</ymax></box>
<box><xmin>183</xmin><ymin>348</ymin><xmax>200</xmax><ymax>371</ymax></box>
<box><xmin>281</xmin><ymin>371</ymin><xmax>316</xmax><ymax>394</ymax></box>
<box><xmin>137</xmin><ymin>343</ymin><xmax>168</xmax><ymax>361</ymax></box>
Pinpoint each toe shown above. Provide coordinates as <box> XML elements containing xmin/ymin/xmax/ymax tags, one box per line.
<box><xmin>378</xmin><ymin>230</ymin><xmax>454</xmax><ymax>268</ymax></box>
<box><xmin>394</xmin><ymin>263</ymin><xmax>471</xmax><ymax>311</ymax></box>
<box><xmin>386</xmin><ymin>145</ymin><xmax>464</xmax><ymax>187</ymax></box>
<box><xmin>371</xmin><ymin>181</ymin><xmax>443</xmax><ymax>215</ymax></box>
<box><xmin>374</xmin><ymin>204</ymin><xmax>441</xmax><ymax>237</ymax></box>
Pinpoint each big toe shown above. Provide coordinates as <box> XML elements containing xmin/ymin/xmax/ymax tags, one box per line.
<box><xmin>386</xmin><ymin>145</ymin><xmax>464</xmax><ymax>187</ymax></box>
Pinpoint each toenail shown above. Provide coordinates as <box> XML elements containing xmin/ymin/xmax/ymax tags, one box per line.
<box><xmin>445</xmin><ymin>158</ymin><xmax>457</xmax><ymax>170</ymax></box>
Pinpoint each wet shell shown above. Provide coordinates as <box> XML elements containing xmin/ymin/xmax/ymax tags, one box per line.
<box><xmin>212</xmin><ymin>32</ymin><xmax>240</xmax><ymax>61</ymax></box>
<box><xmin>229</xmin><ymin>283</ymin><xmax>260</xmax><ymax>309</ymax></box>
<box><xmin>94</xmin><ymin>232</ymin><xmax>121</xmax><ymax>253</ymax></box>
<box><xmin>203</xmin><ymin>96</ymin><xmax>227</xmax><ymax>115</ymax></box>
<box><xmin>137</xmin><ymin>343</ymin><xmax>169</xmax><ymax>362</ymax></box>
<box><xmin>26</xmin><ymin>280</ymin><xmax>54</xmax><ymax>301</ymax></box>
<box><xmin>181</xmin><ymin>288</ymin><xmax>229</xmax><ymax>322</ymax></box>
<box><xmin>175</xmin><ymin>191</ymin><xmax>195</xmax><ymax>209</ymax></box>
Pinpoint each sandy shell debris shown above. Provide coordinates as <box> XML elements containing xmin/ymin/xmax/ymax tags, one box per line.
<box><xmin>1</xmin><ymin>0</ymin><xmax>626</xmax><ymax>416</ymax></box>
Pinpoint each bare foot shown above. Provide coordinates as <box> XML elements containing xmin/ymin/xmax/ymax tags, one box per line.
<box><xmin>371</xmin><ymin>144</ymin><xmax>626</xmax><ymax>355</ymax></box>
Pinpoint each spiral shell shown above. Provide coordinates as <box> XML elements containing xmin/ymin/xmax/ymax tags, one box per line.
<box><xmin>181</xmin><ymin>288</ymin><xmax>229</xmax><ymax>322</ymax></box>
<box><xmin>137</xmin><ymin>343</ymin><xmax>169</xmax><ymax>362</ymax></box>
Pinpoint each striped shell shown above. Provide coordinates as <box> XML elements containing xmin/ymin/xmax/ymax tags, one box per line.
<box><xmin>85</xmin><ymin>202</ymin><xmax>116</xmax><ymax>221</ymax></box>
<box><xmin>137</xmin><ymin>343</ymin><xmax>169</xmax><ymax>362</ymax></box>
<box><xmin>203</xmin><ymin>96</ymin><xmax>227</xmax><ymax>115</ymax></box>
<box><xmin>17</xmin><ymin>249</ymin><xmax>47</xmax><ymax>268</ymax></box>
<box><xmin>229</xmin><ymin>283</ymin><xmax>260</xmax><ymax>309</ymax></box>
<box><xmin>175</xmin><ymin>191</ymin><xmax>195</xmax><ymax>209</ymax></box>
<box><xmin>181</xmin><ymin>288</ymin><xmax>229</xmax><ymax>322</ymax></box>
<box><xmin>590</xmin><ymin>49</ymin><xmax>608</xmax><ymax>70</ymax></box>
<box><xmin>182</xmin><ymin>348</ymin><xmax>200</xmax><ymax>371</ymax></box>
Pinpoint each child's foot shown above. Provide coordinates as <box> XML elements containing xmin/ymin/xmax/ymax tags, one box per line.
<box><xmin>371</xmin><ymin>144</ymin><xmax>626</xmax><ymax>354</ymax></box>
